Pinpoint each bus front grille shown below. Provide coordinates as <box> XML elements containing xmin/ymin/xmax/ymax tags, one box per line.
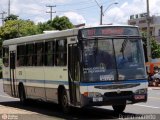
<box><xmin>104</xmin><ymin>91</ymin><xmax>133</xmax><ymax>98</ymax></box>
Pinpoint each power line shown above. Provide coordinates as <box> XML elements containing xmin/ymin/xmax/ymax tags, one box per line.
<box><xmin>35</xmin><ymin>0</ymin><xmax>92</xmax><ymax>7</ymax></box>
<box><xmin>57</xmin><ymin>4</ymin><xmax>97</xmax><ymax>13</ymax></box>
<box><xmin>6</xmin><ymin>1</ymin><xmax>109</xmax><ymax>23</ymax></box>
<box><xmin>46</xmin><ymin>5</ymin><xmax>56</xmax><ymax>21</ymax></box>
<box><xmin>56</xmin><ymin>1</ymin><xmax>109</xmax><ymax>13</ymax></box>
<box><xmin>22</xmin><ymin>4</ymin><xmax>96</xmax><ymax>15</ymax></box>
<box><xmin>18</xmin><ymin>1</ymin><xmax>109</xmax><ymax>15</ymax></box>
<box><xmin>27</xmin><ymin>4</ymin><xmax>97</xmax><ymax>13</ymax></box>
<box><xmin>94</xmin><ymin>0</ymin><xmax>101</xmax><ymax>8</ymax></box>
<box><xmin>0</xmin><ymin>11</ymin><xmax>7</xmax><ymax>26</ymax></box>
<box><xmin>56</xmin><ymin>0</ymin><xmax>93</xmax><ymax>6</ymax></box>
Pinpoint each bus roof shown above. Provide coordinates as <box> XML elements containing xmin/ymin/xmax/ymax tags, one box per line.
<box><xmin>3</xmin><ymin>25</ymin><xmax>138</xmax><ymax>46</ymax></box>
<box><xmin>80</xmin><ymin>24</ymin><xmax>138</xmax><ymax>29</ymax></box>
<box><xmin>3</xmin><ymin>28</ymin><xmax>79</xmax><ymax>46</ymax></box>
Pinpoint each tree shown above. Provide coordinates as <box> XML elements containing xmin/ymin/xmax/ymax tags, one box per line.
<box><xmin>51</xmin><ymin>16</ymin><xmax>73</xmax><ymax>30</ymax></box>
<box><xmin>37</xmin><ymin>21</ymin><xmax>54</xmax><ymax>34</ymax></box>
<box><xmin>142</xmin><ymin>32</ymin><xmax>148</xmax><ymax>61</ymax></box>
<box><xmin>37</xmin><ymin>16</ymin><xmax>74</xmax><ymax>33</ymax></box>
<box><xmin>4</xmin><ymin>14</ymin><xmax>19</xmax><ymax>22</ymax></box>
<box><xmin>141</xmin><ymin>31</ymin><xmax>160</xmax><ymax>59</ymax></box>
<box><xmin>0</xmin><ymin>19</ymin><xmax>38</xmax><ymax>40</ymax></box>
<box><xmin>150</xmin><ymin>37</ymin><xmax>160</xmax><ymax>58</ymax></box>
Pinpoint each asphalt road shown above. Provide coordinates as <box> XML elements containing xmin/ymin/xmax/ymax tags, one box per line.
<box><xmin>0</xmin><ymin>80</ymin><xmax>160</xmax><ymax>120</ymax></box>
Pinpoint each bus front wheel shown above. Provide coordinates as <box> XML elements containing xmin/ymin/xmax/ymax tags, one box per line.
<box><xmin>60</xmin><ymin>90</ymin><xmax>70</xmax><ymax>113</ymax></box>
<box><xmin>112</xmin><ymin>104</ymin><xmax>126</xmax><ymax>113</ymax></box>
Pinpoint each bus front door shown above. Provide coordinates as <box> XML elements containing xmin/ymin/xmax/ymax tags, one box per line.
<box><xmin>68</xmin><ymin>44</ymin><xmax>81</xmax><ymax>106</ymax></box>
<box><xmin>9</xmin><ymin>51</ymin><xmax>16</xmax><ymax>97</ymax></box>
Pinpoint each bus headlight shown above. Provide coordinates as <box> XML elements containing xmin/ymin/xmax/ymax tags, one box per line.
<box><xmin>135</xmin><ymin>88</ymin><xmax>147</xmax><ymax>94</ymax></box>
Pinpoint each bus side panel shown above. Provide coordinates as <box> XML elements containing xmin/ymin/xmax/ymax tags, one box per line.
<box><xmin>2</xmin><ymin>67</ymin><xmax>11</xmax><ymax>96</ymax></box>
<box><xmin>44</xmin><ymin>67</ymin><xmax>68</xmax><ymax>103</ymax></box>
<box><xmin>15</xmin><ymin>67</ymin><xmax>26</xmax><ymax>97</ymax></box>
<box><xmin>25</xmin><ymin>67</ymin><xmax>45</xmax><ymax>100</ymax></box>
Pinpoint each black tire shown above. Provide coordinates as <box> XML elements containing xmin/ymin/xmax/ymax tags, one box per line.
<box><xmin>19</xmin><ymin>85</ymin><xmax>27</xmax><ymax>105</ymax></box>
<box><xmin>112</xmin><ymin>104</ymin><xmax>126</xmax><ymax>113</ymax></box>
<box><xmin>60</xmin><ymin>90</ymin><xmax>70</xmax><ymax>114</ymax></box>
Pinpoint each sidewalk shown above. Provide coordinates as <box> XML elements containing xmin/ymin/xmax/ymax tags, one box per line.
<box><xmin>149</xmin><ymin>86</ymin><xmax>160</xmax><ymax>90</ymax></box>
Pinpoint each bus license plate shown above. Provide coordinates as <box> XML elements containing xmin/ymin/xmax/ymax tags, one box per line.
<box><xmin>93</xmin><ymin>97</ymin><xmax>103</xmax><ymax>102</ymax></box>
<box><xmin>134</xmin><ymin>95</ymin><xmax>145</xmax><ymax>100</ymax></box>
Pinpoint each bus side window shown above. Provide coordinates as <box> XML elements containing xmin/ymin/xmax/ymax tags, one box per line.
<box><xmin>26</xmin><ymin>44</ymin><xmax>35</xmax><ymax>66</ymax></box>
<box><xmin>45</xmin><ymin>41</ymin><xmax>55</xmax><ymax>66</ymax></box>
<box><xmin>17</xmin><ymin>45</ymin><xmax>26</xmax><ymax>66</ymax></box>
<box><xmin>36</xmin><ymin>42</ymin><xmax>44</xmax><ymax>66</ymax></box>
<box><xmin>2</xmin><ymin>47</ymin><xmax>9</xmax><ymax>67</ymax></box>
<box><xmin>55</xmin><ymin>39</ymin><xmax>67</xmax><ymax>66</ymax></box>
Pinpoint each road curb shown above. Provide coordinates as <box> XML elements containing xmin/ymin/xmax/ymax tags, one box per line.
<box><xmin>152</xmin><ymin>88</ymin><xmax>160</xmax><ymax>90</ymax></box>
<box><xmin>149</xmin><ymin>87</ymin><xmax>160</xmax><ymax>90</ymax></box>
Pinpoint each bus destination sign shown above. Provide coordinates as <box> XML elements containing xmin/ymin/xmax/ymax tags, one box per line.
<box><xmin>79</xmin><ymin>27</ymin><xmax>139</xmax><ymax>38</ymax></box>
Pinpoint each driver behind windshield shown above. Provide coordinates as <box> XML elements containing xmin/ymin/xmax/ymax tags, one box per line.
<box><xmin>83</xmin><ymin>40</ymin><xmax>116</xmax><ymax>69</ymax></box>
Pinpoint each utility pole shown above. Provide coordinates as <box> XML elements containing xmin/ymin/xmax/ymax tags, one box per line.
<box><xmin>8</xmin><ymin>0</ymin><xmax>10</xmax><ymax>16</ymax></box>
<box><xmin>146</xmin><ymin>0</ymin><xmax>151</xmax><ymax>62</ymax></box>
<box><xmin>100</xmin><ymin>6</ymin><xmax>103</xmax><ymax>25</ymax></box>
<box><xmin>0</xmin><ymin>11</ymin><xmax>7</xmax><ymax>26</ymax></box>
<box><xmin>46</xmin><ymin>5</ymin><xmax>56</xmax><ymax>21</ymax></box>
<box><xmin>95</xmin><ymin>0</ymin><xmax>118</xmax><ymax>25</ymax></box>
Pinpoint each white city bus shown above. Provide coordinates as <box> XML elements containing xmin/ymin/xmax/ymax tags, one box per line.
<box><xmin>2</xmin><ymin>25</ymin><xmax>148</xmax><ymax>113</ymax></box>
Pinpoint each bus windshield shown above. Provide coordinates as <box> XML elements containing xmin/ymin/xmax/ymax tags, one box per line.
<box><xmin>82</xmin><ymin>38</ymin><xmax>146</xmax><ymax>82</ymax></box>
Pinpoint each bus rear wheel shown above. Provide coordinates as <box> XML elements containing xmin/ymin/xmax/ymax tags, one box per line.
<box><xmin>60</xmin><ymin>90</ymin><xmax>70</xmax><ymax>113</ymax></box>
<box><xmin>112</xmin><ymin>104</ymin><xmax>126</xmax><ymax>113</ymax></box>
<box><xmin>19</xmin><ymin>84</ymin><xmax>27</xmax><ymax>105</ymax></box>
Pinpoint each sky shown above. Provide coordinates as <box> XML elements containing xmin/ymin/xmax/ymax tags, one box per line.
<box><xmin>0</xmin><ymin>0</ymin><xmax>160</xmax><ymax>26</ymax></box>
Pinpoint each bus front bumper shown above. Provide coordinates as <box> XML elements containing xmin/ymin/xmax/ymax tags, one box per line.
<box><xmin>80</xmin><ymin>92</ymin><xmax>147</xmax><ymax>107</ymax></box>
